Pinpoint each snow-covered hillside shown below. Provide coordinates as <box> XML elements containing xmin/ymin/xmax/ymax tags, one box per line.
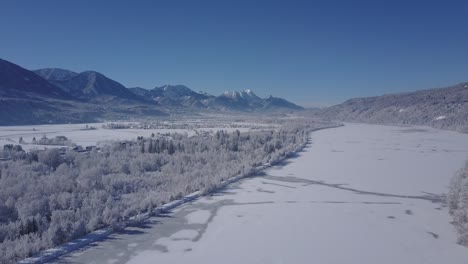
<box><xmin>319</xmin><ymin>82</ymin><xmax>468</xmax><ymax>132</ymax></box>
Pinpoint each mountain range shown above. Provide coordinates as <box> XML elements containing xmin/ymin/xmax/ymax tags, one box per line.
<box><xmin>128</xmin><ymin>85</ymin><xmax>303</xmax><ymax>111</ymax></box>
<box><xmin>0</xmin><ymin>58</ymin><xmax>303</xmax><ymax>125</ymax></box>
<box><xmin>5</xmin><ymin>57</ymin><xmax>465</xmax><ymax>132</ymax></box>
<box><xmin>32</xmin><ymin>65</ymin><xmax>303</xmax><ymax>112</ymax></box>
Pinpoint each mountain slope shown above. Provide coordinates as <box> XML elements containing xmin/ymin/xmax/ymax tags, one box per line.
<box><xmin>261</xmin><ymin>95</ymin><xmax>304</xmax><ymax>110</ymax></box>
<box><xmin>128</xmin><ymin>87</ymin><xmax>151</xmax><ymax>97</ymax></box>
<box><xmin>148</xmin><ymin>85</ymin><xmax>211</xmax><ymax>107</ymax></box>
<box><xmin>220</xmin><ymin>89</ymin><xmax>262</xmax><ymax>103</ymax></box>
<box><xmin>33</xmin><ymin>68</ymin><xmax>78</xmax><ymax>81</ymax></box>
<box><xmin>36</xmin><ymin>69</ymin><xmax>142</xmax><ymax>101</ymax></box>
<box><xmin>152</xmin><ymin>85</ymin><xmax>208</xmax><ymax>100</ymax></box>
<box><xmin>0</xmin><ymin>59</ymin><xmax>70</xmax><ymax>99</ymax></box>
<box><xmin>208</xmin><ymin>90</ymin><xmax>263</xmax><ymax>110</ymax></box>
<box><xmin>213</xmin><ymin>90</ymin><xmax>303</xmax><ymax>111</ymax></box>
<box><xmin>319</xmin><ymin>82</ymin><xmax>468</xmax><ymax>131</ymax></box>
<box><xmin>0</xmin><ymin>60</ymin><xmax>97</xmax><ymax>124</ymax></box>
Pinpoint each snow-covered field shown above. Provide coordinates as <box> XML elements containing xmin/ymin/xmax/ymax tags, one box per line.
<box><xmin>51</xmin><ymin>123</ymin><xmax>468</xmax><ymax>264</ymax></box>
<box><xmin>0</xmin><ymin>122</ymin><xmax>254</xmax><ymax>150</ymax></box>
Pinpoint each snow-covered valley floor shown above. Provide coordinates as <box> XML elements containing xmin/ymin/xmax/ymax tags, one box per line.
<box><xmin>0</xmin><ymin>122</ymin><xmax>254</xmax><ymax>151</ymax></box>
<box><xmin>52</xmin><ymin>123</ymin><xmax>468</xmax><ymax>264</ymax></box>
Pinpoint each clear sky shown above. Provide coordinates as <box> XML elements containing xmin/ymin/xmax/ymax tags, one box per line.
<box><xmin>1</xmin><ymin>0</ymin><xmax>468</xmax><ymax>106</ymax></box>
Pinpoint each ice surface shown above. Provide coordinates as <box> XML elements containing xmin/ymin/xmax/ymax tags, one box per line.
<box><xmin>50</xmin><ymin>123</ymin><xmax>468</xmax><ymax>264</ymax></box>
<box><xmin>185</xmin><ymin>210</ymin><xmax>211</xmax><ymax>224</ymax></box>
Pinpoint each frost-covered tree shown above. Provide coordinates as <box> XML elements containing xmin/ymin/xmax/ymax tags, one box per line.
<box><xmin>448</xmin><ymin>161</ymin><xmax>468</xmax><ymax>246</ymax></box>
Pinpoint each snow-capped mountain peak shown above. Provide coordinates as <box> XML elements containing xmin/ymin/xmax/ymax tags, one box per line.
<box><xmin>222</xmin><ymin>89</ymin><xmax>260</xmax><ymax>100</ymax></box>
<box><xmin>222</xmin><ymin>91</ymin><xmax>242</xmax><ymax>98</ymax></box>
<box><xmin>242</xmin><ymin>89</ymin><xmax>260</xmax><ymax>99</ymax></box>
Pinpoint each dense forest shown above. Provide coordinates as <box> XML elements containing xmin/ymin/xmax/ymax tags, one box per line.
<box><xmin>0</xmin><ymin>122</ymin><xmax>331</xmax><ymax>263</ymax></box>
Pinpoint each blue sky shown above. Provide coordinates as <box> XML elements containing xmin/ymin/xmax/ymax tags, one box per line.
<box><xmin>1</xmin><ymin>0</ymin><xmax>468</xmax><ymax>106</ymax></box>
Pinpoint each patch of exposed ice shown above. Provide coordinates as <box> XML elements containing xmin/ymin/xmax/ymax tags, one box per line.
<box><xmin>186</xmin><ymin>210</ymin><xmax>211</xmax><ymax>224</ymax></box>
<box><xmin>170</xmin><ymin>230</ymin><xmax>199</xmax><ymax>240</ymax></box>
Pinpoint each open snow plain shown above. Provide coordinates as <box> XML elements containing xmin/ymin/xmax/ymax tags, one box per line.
<box><xmin>0</xmin><ymin>122</ymin><xmax>255</xmax><ymax>150</ymax></box>
<box><xmin>51</xmin><ymin>123</ymin><xmax>468</xmax><ymax>264</ymax></box>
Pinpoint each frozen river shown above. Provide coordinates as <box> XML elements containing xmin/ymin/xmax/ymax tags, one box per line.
<box><xmin>52</xmin><ymin>123</ymin><xmax>468</xmax><ymax>264</ymax></box>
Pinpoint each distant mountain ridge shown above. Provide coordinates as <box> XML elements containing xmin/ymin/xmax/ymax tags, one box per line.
<box><xmin>221</xmin><ymin>89</ymin><xmax>261</xmax><ymax>102</ymax></box>
<box><xmin>217</xmin><ymin>90</ymin><xmax>303</xmax><ymax>110</ymax></box>
<box><xmin>319</xmin><ymin>82</ymin><xmax>468</xmax><ymax>132</ymax></box>
<box><xmin>34</xmin><ymin>66</ymin><xmax>302</xmax><ymax>111</ymax></box>
<box><xmin>0</xmin><ymin>58</ymin><xmax>304</xmax><ymax>124</ymax></box>
<box><xmin>35</xmin><ymin>69</ymin><xmax>142</xmax><ymax>102</ymax></box>
<box><xmin>126</xmin><ymin>85</ymin><xmax>303</xmax><ymax>111</ymax></box>
<box><xmin>128</xmin><ymin>87</ymin><xmax>151</xmax><ymax>97</ymax></box>
<box><xmin>261</xmin><ymin>95</ymin><xmax>304</xmax><ymax>110</ymax></box>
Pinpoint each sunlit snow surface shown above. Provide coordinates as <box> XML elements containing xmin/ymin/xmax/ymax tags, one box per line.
<box><xmin>0</xmin><ymin>122</ymin><xmax>252</xmax><ymax>150</ymax></box>
<box><xmin>52</xmin><ymin>123</ymin><xmax>468</xmax><ymax>264</ymax></box>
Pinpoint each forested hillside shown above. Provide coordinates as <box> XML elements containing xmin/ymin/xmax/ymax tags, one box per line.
<box><xmin>319</xmin><ymin>82</ymin><xmax>468</xmax><ymax>132</ymax></box>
